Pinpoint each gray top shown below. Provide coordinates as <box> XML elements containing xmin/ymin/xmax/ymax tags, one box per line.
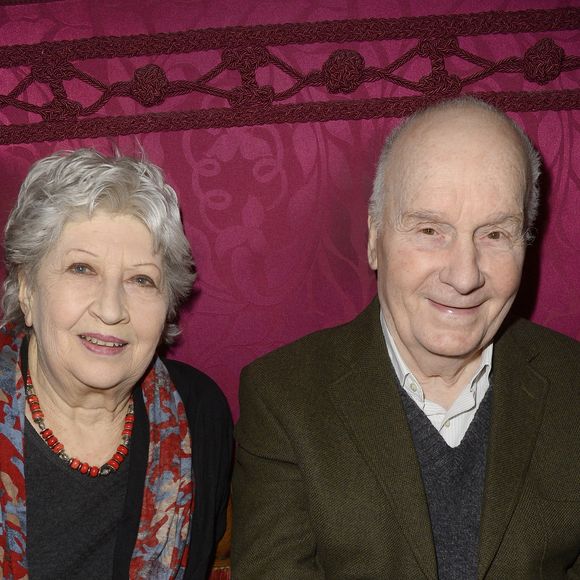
<box><xmin>25</xmin><ymin>418</ymin><xmax>130</xmax><ymax>579</ymax></box>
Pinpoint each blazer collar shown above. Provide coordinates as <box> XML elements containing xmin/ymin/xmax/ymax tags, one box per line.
<box><xmin>477</xmin><ymin>320</ymin><xmax>549</xmax><ymax>578</ymax></box>
<box><xmin>327</xmin><ymin>297</ymin><xmax>438</xmax><ymax>579</ymax></box>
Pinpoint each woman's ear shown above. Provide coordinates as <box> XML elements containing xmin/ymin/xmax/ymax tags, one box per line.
<box><xmin>18</xmin><ymin>272</ymin><xmax>34</xmax><ymax>327</ymax></box>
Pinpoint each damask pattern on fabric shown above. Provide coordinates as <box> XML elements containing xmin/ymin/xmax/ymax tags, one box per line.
<box><xmin>0</xmin><ymin>0</ymin><xmax>578</xmax><ymax>422</ymax></box>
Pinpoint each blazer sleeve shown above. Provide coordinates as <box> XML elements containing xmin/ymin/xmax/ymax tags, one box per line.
<box><xmin>163</xmin><ymin>359</ymin><xmax>234</xmax><ymax>580</ymax></box>
<box><xmin>232</xmin><ymin>363</ymin><xmax>324</xmax><ymax>580</ymax></box>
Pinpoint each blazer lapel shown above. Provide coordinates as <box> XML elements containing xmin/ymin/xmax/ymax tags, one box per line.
<box><xmin>327</xmin><ymin>299</ymin><xmax>438</xmax><ymax>580</ymax></box>
<box><xmin>477</xmin><ymin>324</ymin><xmax>549</xmax><ymax>578</ymax></box>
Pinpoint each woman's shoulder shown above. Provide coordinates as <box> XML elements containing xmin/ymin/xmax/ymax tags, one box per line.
<box><xmin>161</xmin><ymin>357</ymin><xmax>232</xmax><ymax>424</ymax></box>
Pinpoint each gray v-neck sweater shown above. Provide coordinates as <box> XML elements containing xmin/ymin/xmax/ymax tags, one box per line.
<box><xmin>399</xmin><ymin>385</ymin><xmax>492</xmax><ymax>580</ymax></box>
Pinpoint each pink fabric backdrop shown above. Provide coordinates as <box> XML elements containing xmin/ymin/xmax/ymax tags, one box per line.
<box><xmin>1</xmin><ymin>0</ymin><xmax>578</xmax><ymax>418</ymax></box>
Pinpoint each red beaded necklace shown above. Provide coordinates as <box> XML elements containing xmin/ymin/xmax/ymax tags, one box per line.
<box><xmin>25</xmin><ymin>371</ymin><xmax>134</xmax><ymax>477</ymax></box>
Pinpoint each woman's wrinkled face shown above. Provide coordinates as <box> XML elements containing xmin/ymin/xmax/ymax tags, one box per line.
<box><xmin>19</xmin><ymin>211</ymin><xmax>168</xmax><ymax>395</ymax></box>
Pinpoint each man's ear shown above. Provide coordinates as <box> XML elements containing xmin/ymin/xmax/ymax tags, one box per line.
<box><xmin>367</xmin><ymin>215</ymin><xmax>379</xmax><ymax>271</ymax></box>
<box><xmin>18</xmin><ymin>272</ymin><xmax>34</xmax><ymax>327</ymax></box>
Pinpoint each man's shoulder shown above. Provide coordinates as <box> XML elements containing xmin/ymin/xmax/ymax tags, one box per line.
<box><xmin>243</xmin><ymin>298</ymin><xmax>380</xmax><ymax>381</ymax></box>
<box><xmin>499</xmin><ymin>316</ymin><xmax>578</xmax><ymax>350</ymax></box>
<box><xmin>496</xmin><ymin>317</ymin><xmax>579</xmax><ymax>372</ymax></box>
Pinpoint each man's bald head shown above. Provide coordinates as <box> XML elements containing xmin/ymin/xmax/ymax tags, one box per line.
<box><xmin>369</xmin><ymin>97</ymin><xmax>541</xmax><ymax>242</ymax></box>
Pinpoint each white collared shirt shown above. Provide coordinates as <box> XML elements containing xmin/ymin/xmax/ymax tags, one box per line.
<box><xmin>380</xmin><ymin>311</ymin><xmax>492</xmax><ymax>448</ymax></box>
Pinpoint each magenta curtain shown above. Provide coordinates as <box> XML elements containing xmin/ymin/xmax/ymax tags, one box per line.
<box><xmin>1</xmin><ymin>0</ymin><xmax>578</xmax><ymax>418</ymax></box>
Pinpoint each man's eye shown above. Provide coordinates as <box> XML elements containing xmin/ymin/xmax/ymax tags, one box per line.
<box><xmin>420</xmin><ymin>228</ymin><xmax>437</xmax><ymax>236</ymax></box>
<box><xmin>487</xmin><ymin>231</ymin><xmax>503</xmax><ymax>240</ymax></box>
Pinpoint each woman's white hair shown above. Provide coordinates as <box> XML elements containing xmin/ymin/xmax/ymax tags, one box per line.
<box><xmin>2</xmin><ymin>148</ymin><xmax>195</xmax><ymax>344</ymax></box>
<box><xmin>369</xmin><ymin>96</ymin><xmax>542</xmax><ymax>243</ymax></box>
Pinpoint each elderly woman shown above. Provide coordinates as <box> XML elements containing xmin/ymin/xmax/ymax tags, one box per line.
<box><xmin>0</xmin><ymin>149</ymin><xmax>232</xmax><ymax>579</ymax></box>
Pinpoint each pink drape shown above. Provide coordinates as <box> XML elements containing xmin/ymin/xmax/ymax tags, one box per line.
<box><xmin>1</xmin><ymin>0</ymin><xmax>578</xmax><ymax>418</ymax></box>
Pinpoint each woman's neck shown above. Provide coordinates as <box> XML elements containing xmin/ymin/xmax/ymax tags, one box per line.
<box><xmin>25</xmin><ymin>335</ymin><xmax>134</xmax><ymax>465</ymax></box>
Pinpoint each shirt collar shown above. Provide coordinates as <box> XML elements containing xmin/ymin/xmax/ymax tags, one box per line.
<box><xmin>379</xmin><ymin>309</ymin><xmax>493</xmax><ymax>402</ymax></box>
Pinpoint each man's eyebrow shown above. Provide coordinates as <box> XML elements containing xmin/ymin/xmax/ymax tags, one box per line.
<box><xmin>483</xmin><ymin>213</ymin><xmax>524</xmax><ymax>225</ymax></box>
<box><xmin>400</xmin><ymin>211</ymin><xmax>523</xmax><ymax>225</ymax></box>
<box><xmin>400</xmin><ymin>211</ymin><xmax>446</xmax><ymax>222</ymax></box>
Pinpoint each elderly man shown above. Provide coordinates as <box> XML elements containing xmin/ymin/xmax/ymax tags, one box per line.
<box><xmin>232</xmin><ymin>98</ymin><xmax>580</xmax><ymax>579</ymax></box>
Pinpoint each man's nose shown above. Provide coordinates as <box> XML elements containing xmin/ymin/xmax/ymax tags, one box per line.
<box><xmin>89</xmin><ymin>278</ymin><xmax>129</xmax><ymax>325</ymax></box>
<box><xmin>439</xmin><ymin>237</ymin><xmax>485</xmax><ymax>295</ymax></box>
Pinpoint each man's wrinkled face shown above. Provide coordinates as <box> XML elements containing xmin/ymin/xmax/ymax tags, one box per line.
<box><xmin>368</xmin><ymin>107</ymin><xmax>527</xmax><ymax>369</ymax></box>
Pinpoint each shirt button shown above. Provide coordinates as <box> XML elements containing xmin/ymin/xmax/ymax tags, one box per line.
<box><xmin>410</xmin><ymin>383</ymin><xmax>417</xmax><ymax>392</ymax></box>
<box><xmin>444</xmin><ymin>420</ymin><xmax>451</xmax><ymax>428</ymax></box>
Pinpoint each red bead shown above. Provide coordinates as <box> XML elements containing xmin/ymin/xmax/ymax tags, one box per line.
<box><xmin>121</xmin><ymin>428</ymin><xmax>132</xmax><ymax>436</ymax></box>
<box><xmin>52</xmin><ymin>443</ymin><xmax>64</xmax><ymax>454</ymax></box>
<box><xmin>32</xmin><ymin>410</ymin><xmax>44</xmax><ymax>420</ymax></box>
<box><xmin>125</xmin><ymin>414</ymin><xmax>135</xmax><ymax>423</ymax></box>
<box><xmin>107</xmin><ymin>459</ymin><xmax>120</xmax><ymax>471</ymax></box>
<box><xmin>89</xmin><ymin>466</ymin><xmax>99</xmax><ymax>478</ymax></box>
<box><xmin>29</xmin><ymin>402</ymin><xmax>40</xmax><ymax>412</ymax></box>
<box><xmin>70</xmin><ymin>458</ymin><xmax>81</xmax><ymax>470</ymax></box>
<box><xmin>27</xmin><ymin>395</ymin><xmax>39</xmax><ymax>404</ymax></box>
<box><xmin>113</xmin><ymin>452</ymin><xmax>125</xmax><ymax>464</ymax></box>
<box><xmin>46</xmin><ymin>435</ymin><xmax>58</xmax><ymax>447</ymax></box>
<box><xmin>117</xmin><ymin>444</ymin><xmax>129</xmax><ymax>456</ymax></box>
<box><xmin>79</xmin><ymin>462</ymin><xmax>90</xmax><ymax>475</ymax></box>
<box><xmin>40</xmin><ymin>429</ymin><xmax>52</xmax><ymax>438</ymax></box>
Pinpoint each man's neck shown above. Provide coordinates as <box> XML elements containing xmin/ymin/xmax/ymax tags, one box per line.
<box><xmin>380</xmin><ymin>312</ymin><xmax>489</xmax><ymax>409</ymax></box>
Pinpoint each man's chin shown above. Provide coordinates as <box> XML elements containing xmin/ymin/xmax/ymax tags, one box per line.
<box><xmin>421</xmin><ymin>333</ymin><xmax>486</xmax><ymax>360</ymax></box>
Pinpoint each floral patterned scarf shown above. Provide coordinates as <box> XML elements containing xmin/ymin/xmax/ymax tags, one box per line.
<box><xmin>0</xmin><ymin>327</ymin><xmax>194</xmax><ymax>579</ymax></box>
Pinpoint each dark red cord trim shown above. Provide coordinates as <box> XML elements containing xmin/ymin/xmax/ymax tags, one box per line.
<box><xmin>2</xmin><ymin>90</ymin><xmax>579</xmax><ymax>145</ymax></box>
<box><xmin>0</xmin><ymin>8</ymin><xmax>578</xmax><ymax>144</ymax></box>
<box><xmin>0</xmin><ymin>0</ymin><xmax>60</xmax><ymax>5</ymax></box>
<box><xmin>1</xmin><ymin>8</ymin><xmax>578</xmax><ymax>65</ymax></box>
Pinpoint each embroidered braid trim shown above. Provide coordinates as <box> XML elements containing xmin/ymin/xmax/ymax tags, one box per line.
<box><xmin>0</xmin><ymin>7</ymin><xmax>579</xmax><ymax>144</ymax></box>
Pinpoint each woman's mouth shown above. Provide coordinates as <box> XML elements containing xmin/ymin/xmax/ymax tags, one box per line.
<box><xmin>79</xmin><ymin>334</ymin><xmax>128</xmax><ymax>352</ymax></box>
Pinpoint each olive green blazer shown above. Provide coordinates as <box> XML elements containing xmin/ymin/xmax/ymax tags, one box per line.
<box><xmin>232</xmin><ymin>298</ymin><xmax>580</xmax><ymax>579</ymax></box>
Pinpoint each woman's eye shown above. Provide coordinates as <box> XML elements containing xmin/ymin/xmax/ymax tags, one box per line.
<box><xmin>133</xmin><ymin>275</ymin><xmax>156</xmax><ymax>288</ymax></box>
<box><xmin>420</xmin><ymin>227</ymin><xmax>437</xmax><ymax>236</ymax></box>
<box><xmin>68</xmin><ymin>263</ymin><xmax>92</xmax><ymax>274</ymax></box>
<box><xmin>487</xmin><ymin>231</ymin><xmax>503</xmax><ymax>240</ymax></box>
